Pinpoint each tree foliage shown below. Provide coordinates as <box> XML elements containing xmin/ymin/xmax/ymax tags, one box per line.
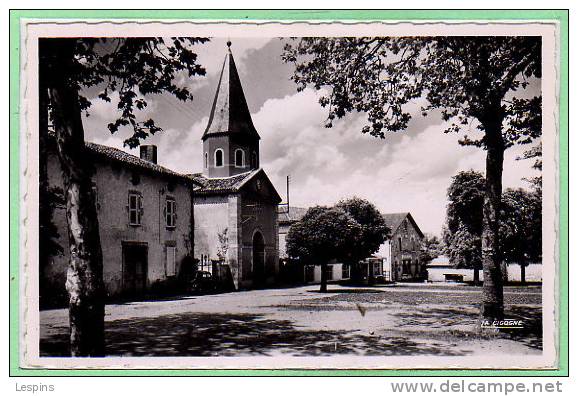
<box><xmin>419</xmin><ymin>234</ymin><xmax>443</xmax><ymax>266</ymax></box>
<box><xmin>287</xmin><ymin>206</ymin><xmax>362</xmax><ymax>263</ymax></box>
<box><xmin>446</xmin><ymin>170</ymin><xmax>485</xmax><ymax>236</ymax></box>
<box><xmin>500</xmin><ymin>188</ymin><xmax>542</xmax><ymax>266</ymax></box>
<box><xmin>41</xmin><ymin>37</ymin><xmax>209</xmax><ymax>147</ymax></box>
<box><xmin>334</xmin><ymin>197</ymin><xmax>389</xmax><ymax>262</ymax></box>
<box><xmin>444</xmin><ymin>170</ymin><xmax>485</xmax><ymax>272</ymax></box>
<box><xmin>444</xmin><ymin>224</ymin><xmax>482</xmax><ymax>270</ymax></box>
<box><xmin>286</xmin><ymin>206</ymin><xmax>362</xmax><ymax>291</ymax></box>
<box><xmin>282</xmin><ymin>37</ymin><xmax>541</xmax><ymax>146</ymax></box>
<box><xmin>444</xmin><ymin>171</ymin><xmax>542</xmax><ymax>279</ymax></box>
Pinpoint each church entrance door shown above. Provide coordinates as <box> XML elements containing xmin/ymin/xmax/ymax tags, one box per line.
<box><xmin>252</xmin><ymin>231</ymin><xmax>266</xmax><ymax>287</ymax></box>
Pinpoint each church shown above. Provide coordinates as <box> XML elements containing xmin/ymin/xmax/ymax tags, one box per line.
<box><xmin>189</xmin><ymin>42</ymin><xmax>282</xmax><ymax>290</ymax></box>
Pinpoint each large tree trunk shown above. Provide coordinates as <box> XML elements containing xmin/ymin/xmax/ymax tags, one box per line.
<box><xmin>501</xmin><ymin>261</ymin><xmax>509</xmax><ymax>284</ymax></box>
<box><xmin>320</xmin><ymin>262</ymin><xmax>328</xmax><ymax>292</ymax></box>
<box><xmin>520</xmin><ymin>262</ymin><xmax>526</xmax><ymax>285</ymax></box>
<box><xmin>44</xmin><ymin>39</ymin><xmax>106</xmax><ymax>356</ymax></box>
<box><xmin>481</xmin><ymin>122</ymin><xmax>505</xmax><ymax>321</ymax></box>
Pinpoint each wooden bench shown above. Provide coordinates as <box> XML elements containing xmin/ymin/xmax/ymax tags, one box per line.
<box><xmin>444</xmin><ymin>273</ymin><xmax>465</xmax><ymax>282</ymax></box>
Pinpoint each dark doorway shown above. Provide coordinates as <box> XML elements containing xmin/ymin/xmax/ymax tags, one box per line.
<box><xmin>122</xmin><ymin>243</ymin><xmax>148</xmax><ymax>296</ymax></box>
<box><xmin>402</xmin><ymin>258</ymin><xmax>412</xmax><ymax>278</ymax></box>
<box><xmin>252</xmin><ymin>231</ymin><xmax>265</xmax><ymax>287</ymax></box>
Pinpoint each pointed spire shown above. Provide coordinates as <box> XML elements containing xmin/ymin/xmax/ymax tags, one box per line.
<box><xmin>202</xmin><ymin>42</ymin><xmax>260</xmax><ymax>141</ymax></box>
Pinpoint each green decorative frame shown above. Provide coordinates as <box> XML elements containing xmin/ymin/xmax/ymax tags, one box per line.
<box><xmin>9</xmin><ymin>9</ymin><xmax>569</xmax><ymax>377</ymax></box>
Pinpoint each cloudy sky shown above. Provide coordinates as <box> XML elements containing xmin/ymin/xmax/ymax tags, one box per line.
<box><xmin>82</xmin><ymin>37</ymin><xmax>541</xmax><ymax>236</ymax></box>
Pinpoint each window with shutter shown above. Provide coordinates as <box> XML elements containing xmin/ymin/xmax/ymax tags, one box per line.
<box><xmin>128</xmin><ymin>192</ymin><xmax>143</xmax><ymax>226</ymax></box>
<box><xmin>165</xmin><ymin>197</ymin><xmax>176</xmax><ymax>228</ymax></box>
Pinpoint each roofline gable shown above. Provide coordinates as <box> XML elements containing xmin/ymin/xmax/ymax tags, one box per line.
<box><xmin>236</xmin><ymin>168</ymin><xmax>283</xmax><ymax>204</ymax></box>
<box><xmin>387</xmin><ymin>212</ymin><xmax>424</xmax><ymax>239</ymax></box>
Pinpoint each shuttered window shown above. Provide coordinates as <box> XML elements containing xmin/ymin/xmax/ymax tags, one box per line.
<box><xmin>166</xmin><ymin>246</ymin><xmax>176</xmax><ymax>276</ymax></box>
<box><xmin>128</xmin><ymin>192</ymin><xmax>143</xmax><ymax>226</ymax></box>
<box><xmin>165</xmin><ymin>197</ymin><xmax>176</xmax><ymax>228</ymax></box>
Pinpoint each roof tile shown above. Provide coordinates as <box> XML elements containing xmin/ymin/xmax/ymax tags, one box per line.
<box><xmin>187</xmin><ymin>170</ymin><xmax>256</xmax><ymax>194</ymax></box>
<box><xmin>86</xmin><ymin>142</ymin><xmax>196</xmax><ymax>184</ymax></box>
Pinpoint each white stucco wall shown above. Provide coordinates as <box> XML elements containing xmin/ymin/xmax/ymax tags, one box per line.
<box><xmin>43</xmin><ymin>149</ymin><xmax>194</xmax><ymax>301</ymax></box>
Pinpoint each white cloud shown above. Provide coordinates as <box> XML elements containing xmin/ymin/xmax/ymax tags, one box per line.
<box><xmin>83</xmin><ymin>79</ymin><xmax>539</xmax><ymax>238</ymax></box>
<box><xmin>155</xmin><ymin>118</ymin><xmax>207</xmax><ymax>174</ymax></box>
<box><xmin>192</xmin><ymin>37</ymin><xmax>273</xmax><ymax>78</ymax></box>
<box><xmin>251</xmin><ymin>88</ymin><xmax>539</xmax><ymax>236</ymax></box>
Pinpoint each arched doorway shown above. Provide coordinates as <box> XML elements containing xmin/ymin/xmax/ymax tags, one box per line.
<box><xmin>252</xmin><ymin>231</ymin><xmax>265</xmax><ymax>287</ymax></box>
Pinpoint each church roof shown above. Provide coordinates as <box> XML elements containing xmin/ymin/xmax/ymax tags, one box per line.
<box><xmin>202</xmin><ymin>43</ymin><xmax>260</xmax><ymax>141</ymax></box>
<box><xmin>187</xmin><ymin>169</ymin><xmax>258</xmax><ymax>195</ymax></box>
<box><xmin>188</xmin><ymin>168</ymin><xmax>282</xmax><ymax>203</ymax></box>
<box><xmin>382</xmin><ymin>212</ymin><xmax>424</xmax><ymax>238</ymax></box>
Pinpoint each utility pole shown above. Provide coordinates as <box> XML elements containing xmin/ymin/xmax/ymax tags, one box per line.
<box><xmin>286</xmin><ymin>175</ymin><xmax>290</xmax><ymax>216</ymax></box>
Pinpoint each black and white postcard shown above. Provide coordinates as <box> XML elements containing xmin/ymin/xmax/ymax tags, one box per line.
<box><xmin>19</xmin><ymin>19</ymin><xmax>561</xmax><ymax>370</ymax></box>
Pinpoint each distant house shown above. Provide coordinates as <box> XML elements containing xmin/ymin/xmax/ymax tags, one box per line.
<box><xmin>380</xmin><ymin>212</ymin><xmax>425</xmax><ymax>281</ymax></box>
<box><xmin>278</xmin><ymin>206</ymin><xmax>380</xmax><ymax>284</ymax></box>
<box><xmin>302</xmin><ymin>259</ymin><xmax>352</xmax><ymax>284</ymax></box>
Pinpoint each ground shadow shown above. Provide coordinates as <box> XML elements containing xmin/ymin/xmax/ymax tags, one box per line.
<box><xmin>393</xmin><ymin>305</ymin><xmax>542</xmax><ymax>351</ymax></box>
<box><xmin>394</xmin><ymin>307</ymin><xmax>479</xmax><ymax>330</ymax></box>
<box><xmin>40</xmin><ymin>312</ymin><xmax>472</xmax><ymax>357</ymax></box>
<box><xmin>500</xmin><ymin>305</ymin><xmax>543</xmax><ymax>350</ymax></box>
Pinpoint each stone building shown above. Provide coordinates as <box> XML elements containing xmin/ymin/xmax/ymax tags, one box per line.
<box><xmin>190</xmin><ymin>43</ymin><xmax>282</xmax><ymax>289</ymax></box>
<box><xmin>380</xmin><ymin>212</ymin><xmax>425</xmax><ymax>281</ymax></box>
<box><xmin>41</xmin><ymin>139</ymin><xmax>198</xmax><ymax>306</ymax></box>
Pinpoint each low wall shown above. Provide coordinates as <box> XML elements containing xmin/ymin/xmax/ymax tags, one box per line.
<box><xmin>427</xmin><ymin>263</ymin><xmax>542</xmax><ymax>283</ymax></box>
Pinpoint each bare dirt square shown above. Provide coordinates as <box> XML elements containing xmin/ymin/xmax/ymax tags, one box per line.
<box><xmin>40</xmin><ymin>284</ymin><xmax>542</xmax><ymax>357</ymax></box>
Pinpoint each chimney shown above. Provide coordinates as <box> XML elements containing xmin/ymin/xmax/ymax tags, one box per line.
<box><xmin>140</xmin><ymin>145</ymin><xmax>157</xmax><ymax>164</ymax></box>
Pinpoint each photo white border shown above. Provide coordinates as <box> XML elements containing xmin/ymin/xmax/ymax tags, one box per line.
<box><xmin>20</xmin><ymin>19</ymin><xmax>560</xmax><ymax>370</ymax></box>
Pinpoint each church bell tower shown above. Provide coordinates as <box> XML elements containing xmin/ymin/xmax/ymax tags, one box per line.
<box><xmin>202</xmin><ymin>41</ymin><xmax>261</xmax><ymax>178</ymax></box>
